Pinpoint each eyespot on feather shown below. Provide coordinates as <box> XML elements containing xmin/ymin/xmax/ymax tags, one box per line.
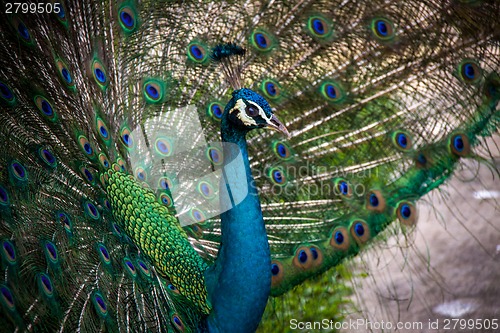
<box><xmin>270</xmin><ymin>260</ymin><xmax>285</xmax><ymax>287</ymax></box>
<box><xmin>1</xmin><ymin>285</ymin><xmax>16</xmax><ymax>311</ymax></box>
<box><xmin>57</xmin><ymin>212</ymin><xmax>73</xmax><ymax>234</ymax></box>
<box><xmin>391</xmin><ymin>131</ymin><xmax>413</xmax><ymax>151</ymax></box>
<box><xmin>350</xmin><ymin>220</ymin><xmax>371</xmax><ymax>244</ymax></box>
<box><xmin>190</xmin><ymin>208</ymin><xmax>206</xmax><ymax>223</ymax></box>
<box><xmin>56</xmin><ymin>59</ymin><xmax>76</xmax><ymax>90</ymax></box>
<box><xmin>99</xmin><ymin>153</ymin><xmax>110</xmax><ymax>169</ymax></box>
<box><xmin>135</xmin><ymin>167</ymin><xmax>147</xmax><ymax>182</ymax></box>
<box><xmin>457</xmin><ymin>60</ymin><xmax>482</xmax><ymax>84</ymax></box>
<box><xmin>96</xmin><ymin>117</ymin><xmax>111</xmax><ymax>143</ymax></box>
<box><xmin>34</xmin><ymin>95</ymin><xmax>57</xmax><ymax>121</ymax></box>
<box><xmin>334</xmin><ymin>178</ymin><xmax>352</xmax><ymax>198</ymax></box>
<box><xmin>120</xmin><ymin>127</ymin><xmax>134</xmax><ymax>149</ymax></box>
<box><xmin>190</xmin><ymin>224</ymin><xmax>204</xmax><ymax>238</ymax></box>
<box><xmin>165</xmin><ymin>282</ymin><xmax>180</xmax><ymax>295</ymax></box>
<box><xmin>38</xmin><ymin>147</ymin><xmax>57</xmax><ymax>168</ymax></box>
<box><xmin>273</xmin><ymin>141</ymin><xmax>292</xmax><ymax>160</ymax></box>
<box><xmin>0</xmin><ymin>185</ymin><xmax>9</xmax><ymax>206</ymax></box>
<box><xmin>370</xmin><ymin>17</ymin><xmax>395</xmax><ymax>41</ymax></box>
<box><xmin>159</xmin><ymin>193</ymin><xmax>173</xmax><ymax>208</ymax></box>
<box><xmin>330</xmin><ymin>227</ymin><xmax>350</xmax><ymax>250</ymax></box>
<box><xmin>396</xmin><ymin>201</ymin><xmax>418</xmax><ymax>226</ymax></box>
<box><xmin>207</xmin><ymin>102</ymin><xmax>224</xmax><ymax>121</ymax></box>
<box><xmin>268</xmin><ymin>167</ymin><xmax>287</xmax><ymax>186</ymax></box>
<box><xmin>306</xmin><ymin>14</ymin><xmax>333</xmax><ymax>40</ymax></box>
<box><xmin>78</xmin><ymin>135</ymin><xmax>95</xmax><ymax>158</ymax></box>
<box><xmin>1</xmin><ymin>240</ymin><xmax>16</xmax><ymax>264</ymax></box>
<box><xmin>171</xmin><ymin>313</ymin><xmax>186</xmax><ymax>332</ymax></box>
<box><xmin>187</xmin><ymin>41</ymin><xmax>209</xmax><ymax>64</ymax></box>
<box><xmin>207</xmin><ymin>146</ymin><xmax>223</xmax><ymax>166</ymax></box>
<box><xmin>0</xmin><ymin>81</ymin><xmax>16</xmax><ymax>106</ymax></box>
<box><xmin>118</xmin><ymin>5</ymin><xmax>138</xmax><ymax>33</ymax></box>
<box><xmin>80</xmin><ymin>166</ymin><xmax>95</xmax><ymax>184</ymax></box>
<box><xmin>154</xmin><ymin>137</ymin><xmax>173</xmax><ymax>156</ymax></box>
<box><xmin>366</xmin><ymin>190</ymin><xmax>386</xmax><ymax>212</ymax></box>
<box><xmin>197</xmin><ymin>181</ymin><xmax>216</xmax><ymax>199</ymax></box>
<box><xmin>449</xmin><ymin>133</ymin><xmax>471</xmax><ymax>157</ymax></box>
<box><xmin>92</xmin><ymin>291</ymin><xmax>108</xmax><ymax>318</ymax></box>
<box><xmin>143</xmin><ymin>79</ymin><xmax>165</xmax><ymax>103</ymax></box>
<box><xmin>158</xmin><ymin>177</ymin><xmax>173</xmax><ymax>191</ymax></box>
<box><xmin>116</xmin><ymin>158</ymin><xmax>126</xmax><ymax>172</ymax></box>
<box><xmin>84</xmin><ymin>201</ymin><xmax>100</xmax><ymax>220</ymax></box>
<box><xmin>484</xmin><ymin>73</ymin><xmax>500</xmax><ymax>102</ymax></box>
<box><xmin>250</xmin><ymin>29</ymin><xmax>276</xmax><ymax>53</ymax></box>
<box><xmin>91</xmin><ymin>59</ymin><xmax>108</xmax><ymax>89</ymax></box>
<box><xmin>320</xmin><ymin>80</ymin><xmax>345</xmax><ymax>103</ymax></box>
<box><xmin>9</xmin><ymin>161</ymin><xmax>28</xmax><ymax>182</ymax></box>
<box><xmin>44</xmin><ymin>241</ymin><xmax>58</xmax><ymax>263</ymax></box>
<box><xmin>37</xmin><ymin>273</ymin><xmax>54</xmax><ymax>298</ymax></box>
<box><xmin>11</xmin><ymin>17</ymin><xmax>34</xmax><ymax>45</ymax></box>
<box><xmin>123</xmin><ymin>257</ymin><xmax>138</xmax><ymax>279</ymax></box>
<box><xmin>292</xmin><ymin>246</ymin><xmax>313</xmax><ymax>270</ymax></box>
<box><xmin>261</xmin><ymin>79</ymin><xmax>282</xmax><ymax>100</ymax></box>
<box><xmin>309</xmin><ymin>246</ymin><xmax>323</xmax><ymax>267</ymax></box>
<box><xmin>53</xmin><ymin>2</ymin><xmax>68</xmax><ymax>25</ymax></box>
<box><xmin>136</xmin><ymin>259</ymin><xmax>151</xmax><ymax>278</ymax></box>
<box><xmin>415</xmin><ymin>151</ymin><xmax>433</xmax><ymax>169</ymax></box>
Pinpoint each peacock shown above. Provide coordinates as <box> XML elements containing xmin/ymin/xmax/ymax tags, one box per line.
<box><xmin>0</xmin><ymin>0</ymin><xmax>499</xmax><ymax>332</ymax></box>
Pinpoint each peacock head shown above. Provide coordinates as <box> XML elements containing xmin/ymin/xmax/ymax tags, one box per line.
<box><xmin>223</xmin><ymin>88</ymin><xmax>289</xmax><ymax>138</ymax></box>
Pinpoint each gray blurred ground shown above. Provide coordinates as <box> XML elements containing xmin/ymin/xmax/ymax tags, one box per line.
<box><xmin>343</xmin><ymin>139</ymin><xmax>500</xmax><ymax>333</ymax></box>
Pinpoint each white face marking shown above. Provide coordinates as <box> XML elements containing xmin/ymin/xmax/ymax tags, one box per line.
<box><xmin>230</xmin><ymin>99</ymin><xmax>270</xmax><ymax>127</ymax></box>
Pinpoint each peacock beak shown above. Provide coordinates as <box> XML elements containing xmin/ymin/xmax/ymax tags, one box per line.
<box><xmin>265</xmin><ymin>114</ymin><xmax>290</xmax><ymax>138</ymax></box>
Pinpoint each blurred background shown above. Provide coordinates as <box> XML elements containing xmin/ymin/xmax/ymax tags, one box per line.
<box><xmin>259</xmin><ymin>137</ymin><xmax>500</xmax><ymax>333</ymax></box>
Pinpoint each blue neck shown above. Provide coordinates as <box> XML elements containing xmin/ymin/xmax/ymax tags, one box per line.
<box><xmin>206</xmin><ymin>118</ymin><xmax>271</xmax><ymax>332</ymax></box>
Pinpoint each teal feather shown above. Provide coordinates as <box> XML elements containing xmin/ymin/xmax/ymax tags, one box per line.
<box><xmin>0</xmin><ymin>0</ymin><xmax>499</xmax><ymax>332</ymax></box>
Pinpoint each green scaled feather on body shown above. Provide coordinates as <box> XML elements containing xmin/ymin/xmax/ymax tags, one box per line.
<box><xmin>104</xmin><ymin>167</ymin><xmax>211</xmax><ymax>314</ymax></box>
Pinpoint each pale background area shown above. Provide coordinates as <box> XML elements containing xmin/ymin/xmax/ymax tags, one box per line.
<box><xmin>344</xmin><ymin>137</ymin><xmax>500</xmax><ymax>333</ymax></box>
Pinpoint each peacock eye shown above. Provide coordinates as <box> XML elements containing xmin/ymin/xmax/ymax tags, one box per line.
<box><xmin>245</xmin><ymin>105</ymin><xmax>259</xmax><ymax>117</ymax></box>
